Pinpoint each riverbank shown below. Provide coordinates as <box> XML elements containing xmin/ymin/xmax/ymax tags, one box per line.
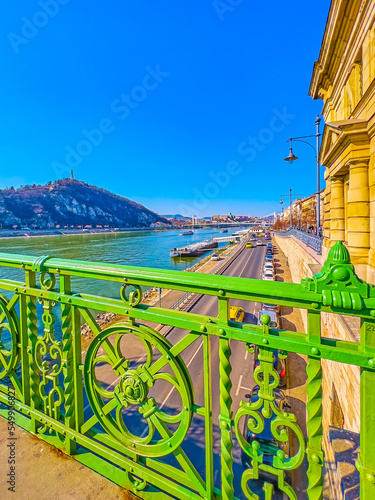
<box><xmin>0</xmin><ymin>224</ymin><xmax>255</xmax><ymax>241</ymax></box>
<box><xmin>80</xmin><ymin>238</ymin><xmax>245</xmax><ymax>341</ymax></box>
<box><xmin>0</xmin><ymin>226</ymin><xmax>172</xmax><ymax>240</ymax></box>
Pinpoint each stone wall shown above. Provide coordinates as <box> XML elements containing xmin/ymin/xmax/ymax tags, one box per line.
<box><xmin>275</xmin><ymin>234</ymin><xmax>361</xmax><ymax>484</ymax></box>
<box><xmin>275</xmin><ymin>234</ymin><xmax>321</xmax><ymax>332</ymax></box>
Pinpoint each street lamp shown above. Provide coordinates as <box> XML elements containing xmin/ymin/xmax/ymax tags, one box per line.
<box><xmin>284</xmin><ymin>147</ymin><xmax>298</xmax><ymax>164</ymax></box>
<box><xmin>280</xmin><ymin>189</ymin><xmax>301</xmax><ymax>229</ymax></box>
<box><xmin>284</xmin><ymin>115</ymin><xmax>322</xmax><ymax>235</ymax></box>
<box><xmin>279</xmin><ymin>200</ymin><xmax>284</xmax><ymax>230</ymax></box>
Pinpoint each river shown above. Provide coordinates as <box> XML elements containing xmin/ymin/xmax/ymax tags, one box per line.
<box><xmin>0</xmin><ymin>228</ymin><xmax>234</xmax><ymax>298</ymax></box>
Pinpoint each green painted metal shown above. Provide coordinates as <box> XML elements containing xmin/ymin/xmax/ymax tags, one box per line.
<box><xmin>0</xmin><ymin>240</ymin><xmax>373</xmax><ymax>499</ymax></box>
<box><xmin>306</xmin><ymin>311</ymin><xmax>323</xmax><ymax>500</ymax></box>
<box><xmin>357</xmin><ymin>318</ymin><xmax>375</xmax><ymax>499</ymax></box>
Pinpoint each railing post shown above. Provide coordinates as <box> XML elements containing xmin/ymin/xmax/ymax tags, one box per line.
<box><xmin>306</xmin><ymin>310</ymin><xmax>323</xmax><ymax>500</ymax></box>
<box><xmin>358</xmin><ymin>318</ymin><xmax>375</xmax><ymax>499</ymax></box>
<box><xmin>218</xmin><ymin>296</ymin><xmax>234</xmax><ymax>500</ymax></box>
<box><xmin>203</xmin><ymin>335</ymin><xmax>214</xmax><ymax>498</ymax></box>
<box><xmin>25</xmin><ymin>270</ymin><xmax>41</xmax><ymax>433</ymax></box>
<box><xmin>60</xmin><ymin>275</ymin><xmax>76</xmax><ymax>454</ymax></box>
<box><xmin>72</xmin><ymin>305</ymin><xmax>84</xmax><ymax>434</ymax></box>
<box><xmin>19</xmin><ymin>293</ymin><xmax>31</xmax><ymax>407</ymax></box>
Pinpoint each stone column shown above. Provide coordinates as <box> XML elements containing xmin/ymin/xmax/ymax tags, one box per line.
<box><xmin>329</xmin><ymin>175</ymin><xmax>345</xmax><ymax>242</ymax></box>
<box><xmin>347</xmin><ymin>159</ymin><xmax>370</xmax><ymax>263</ymax></box>
<box><xmin>322</xmin><ymin>179</ymin><xmax>331</xmax><ymax>260</ymax></box>
<box><xmin>368</xmin><ymin>132</ymin><xmax>375</xmax><ymax>272</ymax></box>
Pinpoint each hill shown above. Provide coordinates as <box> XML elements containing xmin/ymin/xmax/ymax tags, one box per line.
<box><xmin>162</xmin><ymin>214</ymin><xmax>187</xmax><ymax>219</ymax></box>
<box><xmin>0</xmin><ymin>179</ymin><xmax>170</xmax><ymax>229</ymax></box>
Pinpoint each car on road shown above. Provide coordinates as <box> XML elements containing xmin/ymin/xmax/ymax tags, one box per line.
<box><xmin>264</xmin><ymin>262</ymin><xmax>274</xmax><ymax>271</ymax></box>
<box><xmin>262</xmin><ymin>269</ymin><xmax>275</xmax><ymax>281</ymax></box>
<box><xmin>230</xmin><ymin>306</ymin><xmax>245</xmax><ymax>323</ymax></box>
<box><xmin>241</xmin><ymin>386</ymin><xmax>291</xmax><ymax>487</ymax></box>
<box><xmin>256</xmin><ymin>240</ymin><xmax>263</xmax><ymax>246</ymax></box>
<box><xmin>210</xmin><ymin>253</ymin><xmax>220</xmax><ymax>261</ymax></box>
<box><xmin>246</xmin><ymin>242</ymin><xmax>253</xmax><ymax>248</ymax></box>
<box><xmin>261</xmin><ymin>302</ymin><xmax>280</xmax><ymax>313</ymax></box>
<box><xmin>257</xmin><ymin>309</ymin><xmax>280</xmax><ymax>328</ymax></box>
<box><xmin>253</xmin><ymin>346</ymin><xmax>287</xmax><ymax>387</ymax></box>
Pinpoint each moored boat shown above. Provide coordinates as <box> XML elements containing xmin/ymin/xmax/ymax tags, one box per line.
<box><xmin>170</xmin><ymin>238</ymin><xmax>218</xmax><ymax>258</ymax></box>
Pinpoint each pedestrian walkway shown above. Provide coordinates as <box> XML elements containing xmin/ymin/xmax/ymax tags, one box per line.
<box><xmin>272</xmin><ymin>238</ymin><xmax>333</xmax><ymax>500</ymax></box>
<box><xmin>0</xmin><ymin>417</ymin><xmax>136</xmax><ymax>500</ymax></box>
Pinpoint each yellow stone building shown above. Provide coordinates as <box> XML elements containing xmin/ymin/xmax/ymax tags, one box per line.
<box><xmin>310</xmin><ymin>0</ymin><xmax>375</xmax><ymax>283</ymax></box>
<box><xmin>278</xmin><ymin>192</ymin><xmax>324</xmax><ymax>231</ymax></box>
<box><xmin>306</xmin><ymin>1</ymin><xmax>375</xmax><ymax>496</ymax></box>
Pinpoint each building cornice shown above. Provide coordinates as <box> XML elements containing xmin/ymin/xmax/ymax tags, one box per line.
<box><xmin>309</xmin><ymin>0</ymin><xmax>374</xmax><ymax>101</ymax></box>
<box><xmin>320</xmin><ymin>118</ymin><xmax>370</xmax><ymax>169</ymax></box>
<box><xmin>310</xmin><ymin>0</ymin><xmax>359</xmax><ymax>99</ymax></box>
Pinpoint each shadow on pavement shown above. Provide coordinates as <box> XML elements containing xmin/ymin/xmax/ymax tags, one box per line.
<box><xmin>287</xmin><ymin>352</ymin><xmax>307</xmax><ymax>389</ymax></box>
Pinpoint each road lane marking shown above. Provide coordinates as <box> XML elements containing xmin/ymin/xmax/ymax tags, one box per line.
<box><xmin>139</xmin><ymin>340</ymin><xmax>204</xmax><ymax>438</ymax></box>
<box><xmin>238</xmin><ymin>249</ymin><xmax>255</xmax><ymax>278</ymax></box>
<box><xmin>235</xmin><ymin>375</ymin><xmax>243</xmax><ymax>396</ymax></box>
<box><xmin>214</xmin><ymin>469</ymin><xmax>219</xmax><ymax>485</ymax></box>
<box><xmin>235</xmin><ymin>376</ymin><xmax>252</xmax><ymax>397</ymax></box>
<box><xmin>160</xmin><ymin>340</ymin><xmax>203</xmax><ymax>410</ymax></box>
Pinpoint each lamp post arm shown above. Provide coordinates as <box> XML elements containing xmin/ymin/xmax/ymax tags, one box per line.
<box><xmin>288</xmin><ymin>138</ymin><xmax>317</xmax><ymax>155</ymax></box>
<box><xmin>288</xmin><ymin>133</ymin><xmax>321</xmax><ymax>140</ymax></box>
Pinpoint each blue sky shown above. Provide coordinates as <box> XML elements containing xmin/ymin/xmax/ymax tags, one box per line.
<box><xmin>1</xmin><ymin>0</ymin><xmax>329</xmax><ymax>217</ymax></box>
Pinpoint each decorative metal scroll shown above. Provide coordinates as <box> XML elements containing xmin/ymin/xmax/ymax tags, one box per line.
<box><xmin>84</xmin><ymin>322</ymin><xmax>194</xmax><ymax>457</ymax></box>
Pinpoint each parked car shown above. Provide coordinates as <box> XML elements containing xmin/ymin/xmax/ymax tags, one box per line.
<box><xmin>262</xmin><ymin>268</ymin><xmax>276</xmax><ymax>281</ymax></box>
<box><xmin>261</xmin><ymin>302</ymin><xmax>280</xmax><ymax>313</ymax></box>
<box><xmin>210</xmin><ymin>253</ymin><xmax>220</xmax><ymax>261</ymax></box>
<box><xmin>257</xmin><ymin>309</ymin><xmax>280</xmax><ymax>328</ymax></box>
<box><xmin>241</xmin><ymin>386</ymin><xmax>291</xmax><ymax>487</ymax></box>
<box><xmin>229</xmin><ymin>306</ymin><xmax>245</xmax><ymax>323</ymax></box>
<box><xmin>264</xmin><ymin>262</ymin><xmax>274</xmax><ymax>271</ymax></box>
<box><xmin>262</xmin><ymin>270</ymin><xmax>275</xmax><ymax>281</ymax></box>
<box><xmin>253</xmin><ymin>346</ymin><xmax>286</xmax><ymax>387</ymax></box>
<box><xmin>265</xmin><ymin>255</ymin><xmax>274</xmax><ymax>262</ymax></box>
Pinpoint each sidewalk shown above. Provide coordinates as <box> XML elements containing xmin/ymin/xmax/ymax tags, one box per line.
<box><xmin>0</xmin><ymin>416</ymin><xmax>136</xmax><ymax>500</ymax></box>
<box><xmin>272</xmin><ymin>238</ymin><xmax>309</xmax><ymax>499</ymax></box>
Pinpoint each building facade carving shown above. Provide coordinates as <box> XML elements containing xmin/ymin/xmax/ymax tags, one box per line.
<box><xmin>310</xmin><ymin>0</ymin><xmax>375</xmax><ymax>283</ymax></box>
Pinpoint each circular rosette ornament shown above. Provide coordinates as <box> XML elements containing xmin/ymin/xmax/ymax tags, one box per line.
<box><xmin>0</xmin><ymin>295</ymin><xmax>20</xmax><ymax>379</ymax></box>
<box><xmin>84</xmin><ymin>322</ymin><xmax>194</xmax><ymax>457</ymax></box>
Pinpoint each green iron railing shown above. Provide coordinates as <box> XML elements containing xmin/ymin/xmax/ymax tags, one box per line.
<box><xmin>0</xmin><ymin>241</ymin><xmax>374</xmax><ymax>499</ymax></box>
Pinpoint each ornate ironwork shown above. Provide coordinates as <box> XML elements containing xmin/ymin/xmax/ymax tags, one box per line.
<box><xmin>277</xmin><ymin>228</ymin><xmax>323</xmax><ymax>255</ymax></box>
<box><xmin>0</xmin><ymin>241</ymin><xmax>374</xmax><ymax>499</ymax></box>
